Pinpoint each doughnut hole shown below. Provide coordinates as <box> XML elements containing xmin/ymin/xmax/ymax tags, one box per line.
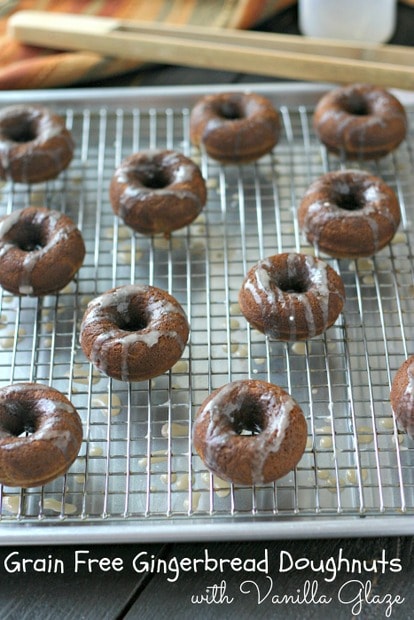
<box><xmin>214</xmin><ymin>99</ymin><xmax>244</xmax><ymax>121</ymax></box>
<box><xmin>114</xmin><ymin>301</ymin><xmax>149</xmax><ymax>333</ymax></box>
<box><xmin>342</xmin><ymin>93</ymin><xmax>371</xmax><ymax>116</ymax></box>
<box><xmin>232</xmin><ymin>397</ymin><xmax>265</xmax><ymax>436</ymax></box>
<box><xmin>0</xmin><ymin>401</ymin><xmax>38</xmax><ymax>436</ymax></box>
<box><xmin>128</xmin><ymin>161</ymin><xmax>173</xmax><ymax>190</ymax></box>
<box><xmin>332</xmin><ymin>186</ymin><xmax>365</xmax><ymax>212</ymax></box>
<box><xmin>272</xmin><ymin>264</ymin><xmax>311</xmax><ymax>295</ymax></box>
<box><xmin>7</xmin><ymin>220</ymin><xmax>47</xmax><ymax>252</ymax></box>
<box><xmin>1</xmin><ymin>112</ymin><xmax>39</xmax><ymax>143</ymax></box>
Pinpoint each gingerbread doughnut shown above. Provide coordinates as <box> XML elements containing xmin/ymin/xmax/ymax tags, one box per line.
<box><xmin>298</xmin><ymin>169</ymin><xmax>401</xmax><ymax>258</ymax></box>
<box><xmin>109</xmin><ymin>149</ymin><xmax>207</xmax><ymax>236</ymax></box>
<box><xmin>0</xmin><ymin>206</ymin><xmax>85</xmax><ymax>296</ymax></box>
<box><xmin>80</xmin><ymin>284</ymin><xmax>190</xmax><ymax>382</ymax></box>
<box><xmin>239</xmin><ymin>252</ymin><xmax>345</xmax><ymax>341</ymax></box>
<box><xmin>0</xmin><ymin>383</ymin><xmax>83</xmax><ymax>488</ymax></box>
<box><xmin>193</xmin><ymin>379</ymin><xmax>307</xmax><ymax>485</ymax></box>
<box><xmin>313</xmin><ymin>83</ymin><xmax>407</xmax><ymax>160</ymax></box>
<box><xmin>190</xmin><ymin>91</ymin><xmax>280</xmax><ymax>164</ymax></box>
<box><xmin>0</xmin><ymin>104</ymin><xmax>74</xmax><ymax>183</ymax></box>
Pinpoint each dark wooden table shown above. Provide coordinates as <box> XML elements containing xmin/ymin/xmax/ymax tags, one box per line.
<box><xmin>2</xmin><ymin>4</ymin><xmax>414</xmax><ymax>619</ymax></box>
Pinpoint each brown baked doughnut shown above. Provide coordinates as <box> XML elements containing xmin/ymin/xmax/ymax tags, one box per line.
<box><xmin>390</xmin><ymin>356</ymin><xmax>414</xmax><ymax>439</ymax></box>
<box><xmin>239</xmin><ymin>252</ymin><xmax>345</xmax><ymax>341</ymax></box>
<box><xmin>189</xmin><ymin>91</ymin><xmax>280</xmax><ymax>164</ymax></box>
<box><xmin>0</xmin><ymin>104</ymin><xmax>74</xmax><ymax>183</ymax></box>
<box><xmin>109</xmin><ymin>149</ymin><xmax>207</xmax><ymax>236</ymax></box>
<box><xmin>313</xmin><ymin>83</ymin><xmax>407</xmax><ymax>159</ymax></box>
<box><xmin>80</xmin><ymin>284</ymin><xmax>190</xmax><ymax>382</ymax></box>
<box><xmin>0</xmin><ymin>206</ymin><xmax>85</xmax><ymax>296</ymax></box>
<box><xmin>298</xmin><ymin>169</ymin><xmax>401</xmax><ymax>258</ymax></box>
<box><xmin>193</xmin><ymin>379</ymin><xmax>307</xmax><ymax>485</ymax></box>
<box><xmin>0</xmin><ymin>383</ymin><xmax>83</xmax><ymax>488</ymax></box>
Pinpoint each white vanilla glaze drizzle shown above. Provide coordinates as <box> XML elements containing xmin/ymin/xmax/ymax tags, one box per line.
<box><xmin>121</xmin><ymin>185</ymin><xmax>199</xmax><ymax>204</ymax></box>
<box><xmin>0</xmin><ymin>141</ymin><xmax>10</xmax><ymax>171</ymax></box>
<box><xmin>43</xmin><ymin>498</ymin><xmax>77</xmax><ymax>514</ymax></box>
<box><xmin>197</xmin><ymin>381</ymin><xmax>296</xmax><ymax>485</ymax></box>
<box><xmin>405</xmin><ymin>359</ymin><xmax>414</xmax><ymax>397</ymax></box>
<box><xmin>318</xmin><ymin>108</ymin><xmax>384</xmax><ymax>140</ymax></box>
<box><xmin>2</xmin><ymin>495</ymin><xmax>20</xmax><ymax>514</ymax></box>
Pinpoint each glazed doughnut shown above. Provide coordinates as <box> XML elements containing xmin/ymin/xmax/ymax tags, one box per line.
<box><xmin>0</xmin><ymin>104</ymin><xmax>75</xmax><ymax>183</ymax></box>
<box><xmin>109</xmin><ymin>149</ymin><xmax>207</xmax><ymax>236</ymax></box>
<box><xmin>0</xmin><ymin>383</ymin><xmax>83</xmax><ymax>488</ymax></box>
<box><xmin>390</xmin><ymin>356</ymin><xmax>414</xmax><ymax>439</ymax></box>
<box><xmin>0</xmin><ymin>206</ymin><xmax>86</xmax><ymax>296</ymax></box>
<box><xmin>193</xmin><ymin>379</ymin><xmax>307</xmax><ymax>485</ymax></box>
<box><xmin>80</xmin><ymin>284</ymin><xmax>190</xmax><ymax>382</ymax></box>
<box><xmin>189</xmin><ymin>91</ymin><xmax>280</xmax><ymax>164</ymax></box>
<box><xmin>239</xmin><ymin>252</ymin><xmax>345</xmax><ymax>341</ymax></box>
<box><xmin>313</xmin><ymin>83</ymin><xmax>407</xmax><ymax>160</ymax></box>
<box><xmin>298</xmin><ymin>169</ymin><xmax>401</xmax><ymax>258</ymax></box>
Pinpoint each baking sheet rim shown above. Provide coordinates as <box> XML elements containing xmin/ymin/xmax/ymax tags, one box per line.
<box><xmin>0</xmin><ymin>81</ymin><xmax>413</xmax><ymax>544</ymax></box>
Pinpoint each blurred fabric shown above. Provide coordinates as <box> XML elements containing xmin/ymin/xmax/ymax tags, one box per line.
<box><xmin>0</xmin><ymin>0</ymin><xmax>411</xmax><ymax>90</ymax></box>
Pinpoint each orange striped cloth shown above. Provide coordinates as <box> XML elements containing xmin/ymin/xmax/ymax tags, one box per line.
<box><xmin>0</xmin><ymin>0</ymin><xmax>411</xmax><ymax>89</ymax></box>
<box><xmin>0</xmin><ymin>0</ymin><xmax>296</xmax><ymax>89</ymax></box>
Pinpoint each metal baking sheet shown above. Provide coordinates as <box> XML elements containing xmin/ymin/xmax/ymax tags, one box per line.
<box><xmin>0</xmin><ymin>83</ymin><xmax>414</xmax><ymax>544</ymax></box>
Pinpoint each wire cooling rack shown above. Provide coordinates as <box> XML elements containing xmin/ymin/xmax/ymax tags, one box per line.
<box><xmin>0</xmin><ymin>84</ymin><xmax>414</xmax><ymax>544</ymax></box>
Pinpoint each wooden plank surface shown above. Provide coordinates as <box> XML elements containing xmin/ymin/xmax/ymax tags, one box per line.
<box><xmin>124</xmin><ymin>538</ymin><xmax>414</xmax><ymax>619</ymax></box>
<box><xmin>0</xmin><ymin>538</ymin><xmax>413</xmax><ymax>619</ymax></box>
<box><xmin>0</xmin><ymin>544</ymin><xmax>167</xmax><ymax>619</ymax></box>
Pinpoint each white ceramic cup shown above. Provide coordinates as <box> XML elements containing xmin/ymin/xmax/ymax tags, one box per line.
<box><xmin>298</xmin><ymin>0</ymin><xmax>397</xmax><ymax>43</ymax></box>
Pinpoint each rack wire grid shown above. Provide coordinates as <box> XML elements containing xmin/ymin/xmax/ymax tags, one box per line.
<box><xmin>0</xmin><ymin>85</ymin><xmax>414</xmax><ymax>544</ymax></box>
